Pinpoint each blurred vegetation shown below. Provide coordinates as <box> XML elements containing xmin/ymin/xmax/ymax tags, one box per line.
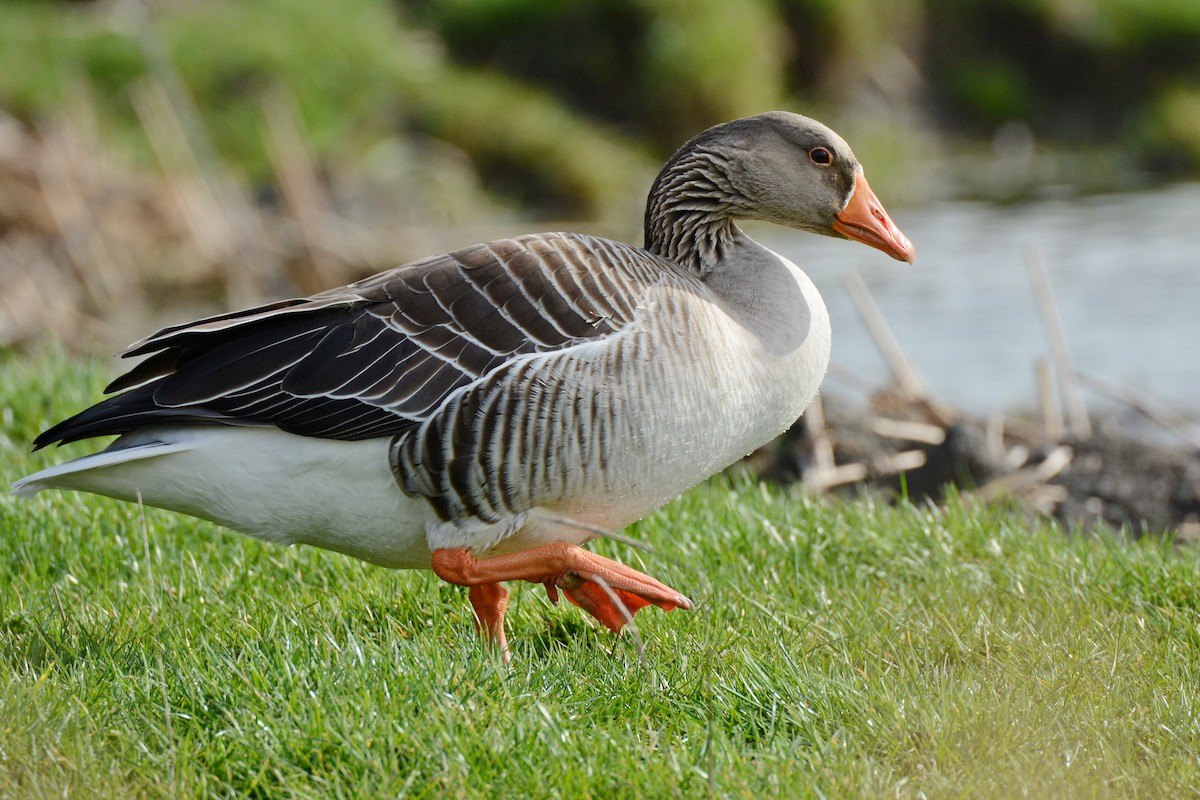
<box><xmin>1</xmin><ymin>0</ymin><xmax>1199</xmax><ymax>218</ymax></box>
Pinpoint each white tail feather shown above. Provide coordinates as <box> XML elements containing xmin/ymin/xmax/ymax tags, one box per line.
<box><xmin>10</xmin><ymin>440</ymin><xmax>191</xmax><ymax>497</ymax></box>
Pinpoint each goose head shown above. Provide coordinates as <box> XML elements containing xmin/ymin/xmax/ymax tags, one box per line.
<box><xmin>646</xmin><ymin>111</ymin><xmax>915</xmax><ymax>271</ymax></box>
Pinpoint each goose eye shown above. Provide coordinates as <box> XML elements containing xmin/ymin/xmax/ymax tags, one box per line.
<box><xmin>809</xmin><ymin>147</ymin><xmax>833</xmax><ymax>165</ymax></box>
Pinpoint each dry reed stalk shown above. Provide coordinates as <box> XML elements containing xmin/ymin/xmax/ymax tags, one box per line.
<box><xmin>131</xmin><ymin>79</ymin><xmax>234</xmax><ymax>266</ymax></box>
<box><xmin>1077</xmin><ymin>372</ymin><xmax>1200</xmax><ymax>451</ymax></box>
<box><xmin>985</xmin><ymin>410</ymin><xmax>1007</xmax><ymax>463</ymax></box>
<box><xmin>842</xmin><ymin>270</ymin><xmax>957</xmax><ymax>426</ymax></box>
<box><xmin>803</xmin><ymin>395</ymin><xmax>869</xmax><ymax>490</ymax></box>
<box><xmin>36</xmin><ymin>123</ymin><xmax>135</xmax><ymax>308</ymax></box>
<box><xmin>865</xmin><ymin>416</ymin><xmax>946</xmax><ymax>445</ymax></box>
<box><xmin>1036</xmin><ymin>356</ymin><xmax>1065</xmax><ymax>440</ymax></box>
<box><xmin>262</xmin><ymin>86</ymin><xmax>344</xmax><ymax>291</ymax></box>
<box><xmin>978</xmin><ymin>444</ymin><xmax>1074</xmax><ymax>502</ymax></box>
<box><xmin>132</xmin><ymin>75</ymin><xmax>277</xmax><ymax>309</ymax></box>
<box><xmin>0</xmin><ymin>234</ymin><xmax>84</xmax><ymax>345</ymax></box>
<box><xmin>1026</xmin><ymin>249</ymin><xmax>1091</xmax><ymax>439</ymax></box>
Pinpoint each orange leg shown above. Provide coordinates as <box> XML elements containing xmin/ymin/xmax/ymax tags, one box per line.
<box><xmin>467</xmin><ymin>583</ymin><xmax>511</xmax><ymax>664</ymax></box>
<box><xmin>431</xmin><ymin>542</ymin><xmax>692</xmax><ymax>646</ymax></box>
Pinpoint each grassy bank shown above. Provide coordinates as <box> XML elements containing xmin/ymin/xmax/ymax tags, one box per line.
<box><xmin>3</xmin><ymin>350</ymin><xmax>1200</xmax><ymax>798</ymax></box>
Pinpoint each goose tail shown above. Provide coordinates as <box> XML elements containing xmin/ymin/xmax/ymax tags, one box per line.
<box><xmin>10</xmin><ymin>437</ymin><xmax>191</xmax><ymax>498</ymax></box>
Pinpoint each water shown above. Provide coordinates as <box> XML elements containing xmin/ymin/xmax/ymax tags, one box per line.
<box><xmin>757</xmin><ymin>183</ymin><xmax>1200</xmax><ymax>417</ymax></box>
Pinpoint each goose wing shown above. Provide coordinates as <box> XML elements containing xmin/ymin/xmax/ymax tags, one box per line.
<box><xmin>36</xmin><ymin>233</ymin><xmax>666</xmax><ymax>448</ymax></box>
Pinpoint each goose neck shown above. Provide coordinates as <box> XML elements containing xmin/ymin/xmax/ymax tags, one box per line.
<box><xmin>643</xmin><ymin>145</ymin><xmax>751</xmax><ymax>278</ymax></box>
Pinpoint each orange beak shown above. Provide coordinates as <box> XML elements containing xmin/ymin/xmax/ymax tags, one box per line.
<box><xmin>832</xmin><ymin>173</ymin><xmax>915</xmax><ymax>264</ymax></box>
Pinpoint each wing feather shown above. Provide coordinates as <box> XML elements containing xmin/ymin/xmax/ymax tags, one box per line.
<box><xmin>34</xmin><ymin>233</ymin><xmax>676</xmax><ymax>449</ymax></box>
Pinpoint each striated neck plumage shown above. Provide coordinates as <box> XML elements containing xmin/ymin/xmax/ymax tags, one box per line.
<box><xmin>643</xmin><ymin>142</ymin><xmax>754</xmax><ymax>278</ymax></box>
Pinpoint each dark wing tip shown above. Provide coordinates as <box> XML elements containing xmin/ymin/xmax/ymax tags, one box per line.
<box><xmin>31</xmin><ymin>383</ymin><xmax>240</xmax><ymax>450</ymax></box>
<box><xmin>31</xmin><ymin>384</ymin><xmax>162</xmax><ymax>450</ymax></box>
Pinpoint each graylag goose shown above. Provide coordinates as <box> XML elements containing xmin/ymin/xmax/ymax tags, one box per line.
<box><xmin>13</xmin><ymin>112</ymin><xmax>913</xmax><ymax>660</ymax></box>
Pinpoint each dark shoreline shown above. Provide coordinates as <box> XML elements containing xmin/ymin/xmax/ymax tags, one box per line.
<box><xmin>745</xmin><ymin>387</ymin><xmax>1200</xmax><ymax>540</ymax></box>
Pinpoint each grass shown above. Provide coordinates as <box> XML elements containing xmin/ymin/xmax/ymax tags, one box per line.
<box><xmin>3</xmin><ymin>348</ymin><xmax>1200</xmax><ymax>798</ymax></box>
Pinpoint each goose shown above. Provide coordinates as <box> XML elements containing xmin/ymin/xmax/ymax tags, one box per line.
<box><xmin>13</xmin><ymin>111</ymin><xmax>913</xmax><ymax>660</ymax></box>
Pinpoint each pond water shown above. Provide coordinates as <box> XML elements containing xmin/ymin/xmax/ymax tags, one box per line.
<box><xmin>757</xmin><ymin>183</ymin><xmax>1200</xmax><ymax>418</ymax></box>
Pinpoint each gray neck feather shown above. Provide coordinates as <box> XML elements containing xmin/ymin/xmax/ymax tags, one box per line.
<box><xmin>643</xmin><ymin>144</ymin><xmax>753</xmax><ymax>278</ymax></box>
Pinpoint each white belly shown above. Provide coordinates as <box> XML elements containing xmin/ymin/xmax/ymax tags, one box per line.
<box><xmin>17</xmin><ymin>426</ymin><xmax>437</xmax><ymax>569</ymax></box>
